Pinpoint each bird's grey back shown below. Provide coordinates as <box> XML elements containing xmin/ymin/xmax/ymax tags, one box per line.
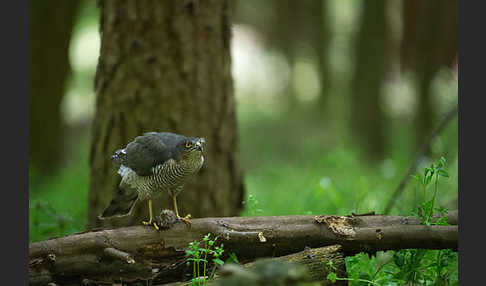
<box><xmin>123</xmin><ymin>132</ymin><xmax>186</xmax><ymax>176</ymax></box>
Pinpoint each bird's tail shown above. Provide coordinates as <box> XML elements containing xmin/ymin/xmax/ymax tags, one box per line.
<box><xmin>98</xmin><ymin>186</ymin><xmax>139</xmax><ymax>219</ymax></box>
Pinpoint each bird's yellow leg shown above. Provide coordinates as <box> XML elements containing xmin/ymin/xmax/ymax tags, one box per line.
<box><xmin>142</xmin><ymin>200</ymin><xmax>159</xmax><ymax>230</ymax></box>
<box><xmin>142</xmin><ymin>199</ymin><xmax>153</xmax><ymax>224</ymax></box>
<box><xmin>173</xmin><ymin>195</ymin><xmax>191</xmax><ymax>225</ymax></box>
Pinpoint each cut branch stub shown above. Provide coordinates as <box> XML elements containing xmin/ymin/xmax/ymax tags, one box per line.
<box><xmin>315</xmin><ymin>215</ymin><xmax>356</xmax><ymax>239</ymax></box>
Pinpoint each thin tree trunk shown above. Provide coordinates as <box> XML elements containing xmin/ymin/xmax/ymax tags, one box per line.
<box><xmin>88</xmin><ymin>0</ymin><xmax>244</xmax><ymax>229</ymax></box>
<box><xmin>312</xmin><ymin>0</ymin><xmax>331</xmax><ymax>109</ymax></box>
<box><xmin>401</xmin><ymin>0</ymin><xmax>458</xmax><ymax>150</ymax></box>
<box><xmin>275</xmin><ymin>0</ymin><xmax>299</xmax><ymax>111</ymax></box>
<box><xmin>415</xmin><ymin>0</ymin><xmax>442</xmax><ymax>150</ymax></box>
<box><xmin>400</xmin><ymin>0</ymin><xmax>421</xmax><ymax>73</ymax></box>
<box><xmin>29</xmin><ymin>0</ymin><xmax>80</xmax><ymax>174</ymax></box>
<box><xmin>29</xmin><ymin>211</ymin><xmax>457</xmax><ymax>285</ymax></box>
<box><xmin>350</xmin><ymin>1</ymin><xmax>387</xmax><ymax>159</ymax></box>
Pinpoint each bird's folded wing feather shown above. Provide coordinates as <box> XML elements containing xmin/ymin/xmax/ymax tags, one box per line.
<box><xmin>125</xmin><ymin>133</ymin><xmax>177</xmax><ymax>176</ymax></box>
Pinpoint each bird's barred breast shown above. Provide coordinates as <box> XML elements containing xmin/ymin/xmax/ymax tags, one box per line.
<box><xmin>118</xmin><ymin>156</ymin><xmax>202</xmax><ymax>200</ymax></box>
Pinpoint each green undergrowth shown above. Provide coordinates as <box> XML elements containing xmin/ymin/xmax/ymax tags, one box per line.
<box><xmin>323</xmin><ymin>157</ymin><xmax>458</xmax><ymax>286</ymax></box>
<box><xmin>240</xmin><ymin>147</ymin><xmax>458</xmax><ymax>217</ymax></box>
<box><xmin>29</xmin><ymin>143</ymin><xmax>90</xmax><ymax>243</ymax></box>
<box><xmin>29</xmin><ymin>112</ymin><xmax>458</xmax><ymax>285</ymax></box>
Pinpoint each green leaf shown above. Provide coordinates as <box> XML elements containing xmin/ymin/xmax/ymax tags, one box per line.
<box><xmin>203</xmin><ymin>233</ymin><xmax>211</xmax><ymax>241</ymax></box>
<box><xmin>393</xmin><ymin>252</ymin><xmax>405</xmax><ymax>267</ymax></box>
<box><xmin>213</xmin><ymin>258</ymin><xmax>225</xmax><ymax>266</ymax></box>
<box><xmin>440</xmin><ymin>156</ymin><xmax>446</xmax><ymax>165</ymax></box>
<box><xmin>438</xmin><ymin>169</ymin><xmax>449</xmax><ymax>178</ymax></box>
<box><xmin>423</xmin><ymin>200</ymin><xmax>434</xmax><ymax>209</ymax></box>
<box><xmin>326</xmin><ymin>260</ymin><xmax>335</xmax><ymax>270</ymax></box>
<box><xmin>225</xmin><ymin>252</ymin><xmax>239</xmax><ymax>264</ymax></box>
<box><xmin>414</xmin><ymin>249</ymin><xmax>427</xmax><ymax>264</ymax></box>
<box><xmin>327</xmin><ymin>272</ymin><xmax>337</xmax><ymax>283</ymax></box>
<box><xmin>435</xmin><ymin>216</ymin><xmax>449</xmax><ymax>226</ymax></box>
<box><xmin>411</xmin><ymin>173</ymin><xmax>422</xmax><ymax>181</ymax></box>
<box><xmin>435</xmin><ymin>206</ymin><xmax>449</xmax><ymax>215</ymax></box>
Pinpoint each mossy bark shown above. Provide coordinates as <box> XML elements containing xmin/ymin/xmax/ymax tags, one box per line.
<box><xmin>88</xmin><ymin>0</ymin><xmax>244</xmax><ymax>228</ymax></box>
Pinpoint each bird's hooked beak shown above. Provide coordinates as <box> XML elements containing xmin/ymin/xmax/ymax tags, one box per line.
<box><xmin>196</xmin><ymin>138</ymin><xmax>205</xmax><ymax>152</ymax></box>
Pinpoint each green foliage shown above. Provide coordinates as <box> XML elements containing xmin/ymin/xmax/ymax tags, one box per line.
<box><xmin>29</xmin><ymin>201</ymin><xmax>75</xmax><ymax>242</ymax></box>
<box><xmin>336</xmin><ymin>249</ymin><xmax>458</xmax><ymax>286</ymax></box>
<box><xmin>325</xmin><ymin>254</ymin><xmax>386</xmax><ymax>285</ymax></box>
<box><xmin>185</xmin><ymin>233</ymin><xmax>238</xmax><ymax>285</ymax></box>
<box><xmin>29</xmin><ymin>143</ymin><xmax>90</xmax><ymax>243</ymax></box>
<box><xmin>411</xmin><ymin>156</ymin><xmax>450</xmax><ymax>226</ymax></box>
<box><xmin>241</xmin><ymin>193</ymin><xmax>263</xmax><ymax>216</ymax></box>
<box><xmin>321</xmin><ymin>157</ymin><xmax>457</xmax><ymax>286</ymax></box>
<box><xmin>241</xmin><ymin>143</ymin><xmax>457</xmax><ymax>219</ymax></box>
<box><xmin>29</xmin><ymin>105</ymin><xmax>457</xmax><ymax>285</ymax></box>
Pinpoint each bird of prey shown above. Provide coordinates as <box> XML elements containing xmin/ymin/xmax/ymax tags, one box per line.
<box><xmin>98</xmin><ymin>132</ymin><xmax>205</xmax><ymax>229</ymax></box>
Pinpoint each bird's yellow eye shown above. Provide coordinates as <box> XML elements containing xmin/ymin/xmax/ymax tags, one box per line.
<box><xmin>185</xmin><ymin>142</ymin><xmax>192</xmax><ymax>148</ymax></box>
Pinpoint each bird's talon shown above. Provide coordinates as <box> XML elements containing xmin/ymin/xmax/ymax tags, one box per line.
<box><xmin>142</xmin><ymin>220</ymin><xmax>152</xmax><ymax>225</ymax></box>
<box><xmin>177</xmin><ymin>214</ymin><xmax>192</xmax><ymax>225</ymax></box>
<box><xmin>153</xmin><ymin>222</ymin><xmax>160</xmax><ymax>230</ymax></box>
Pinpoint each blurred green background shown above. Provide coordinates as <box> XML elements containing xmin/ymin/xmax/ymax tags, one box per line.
<box><xmin>29</xmin><ymin>0</ymin><xmax>457</xmax><ymax>244</ymax></box>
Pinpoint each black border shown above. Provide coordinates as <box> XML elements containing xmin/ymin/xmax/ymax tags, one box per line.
<box><xmin>458</xmin><ymin>0</ymin><xmax>483</xmax><ymax>284</ymax></box>
<box><xmin>4</xmin><ymin>0</ymin><xmax>29</xmax><ymax>285</ymax></box>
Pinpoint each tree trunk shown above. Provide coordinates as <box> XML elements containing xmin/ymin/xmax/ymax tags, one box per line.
<box><xmin>401</xmin><ymin>0</ymin><xmax>458</xmax><ymax>150</ymax></box>
<box><xmin>88</xmin><ymin>0</ymin><xmax>244</xmax><ymax>229</ymax></box>
<box><xmin>274</xmin><ymin>0</ymin><xmax>299</xmax><ymax>111</ymax></box>
<box><xmin>29</xmin><ymin>211</ymin><xmax>457</xmax><ymax>285</ymax></box>
<box><xmin>273</xmin><ymin>0</ymin><xmax>331</xmax><ymax>112</ymax></box>
<box><xmin>310</xmin><ymin>0</ymin><xmax>331</xmax><ymax>110</ymax></box>
<box><xmin>350</xmin><ymin>1</ymin><xmax>387</xmax><ymax>159</ymax></box>
<box><xmin>29</xmin><ymin>0</ymin><xmax>80</xmax><ymax>174</ymax></box>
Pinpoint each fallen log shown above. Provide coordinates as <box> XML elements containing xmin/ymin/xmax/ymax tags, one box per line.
<box><xmin>160</xmin><ymin>245</ymin><xmax>348</xmax><ymax>286</ymax></box>
<box><xmin>29</xmin><ymin>211</ymin><xmax>457</xmax><ymax>285</ymax></box>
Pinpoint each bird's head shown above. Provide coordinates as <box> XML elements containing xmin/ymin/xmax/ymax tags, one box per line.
<box><xmin>179</xmin><ymin>137</ymin><xmax>205</xmax><ymax>155</ymax></box>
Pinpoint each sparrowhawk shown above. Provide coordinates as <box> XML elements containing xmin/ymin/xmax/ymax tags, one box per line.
<box><xmin>98</xmin><ymin>132</ymin><xmax>205</xmax><ymax>229</ymax></box>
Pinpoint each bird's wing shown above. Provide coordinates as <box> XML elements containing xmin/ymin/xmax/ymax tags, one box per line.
<box><xmin>124</xmin><ymin>132</ymin><xmax>184</xmax><ymax>176</ymax></box>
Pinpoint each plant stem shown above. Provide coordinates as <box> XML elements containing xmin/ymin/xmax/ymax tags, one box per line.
<box><xmin>209</xmin><ymin>266</ymin><xmax>218</xmax><ymax>280</ymax></box>
<box><xmin>422</xmin><ymin>181</ymin><xmax>428</xmax><ymax>224</ymax></box>
<box><xmin>430</xmin><ymin>173</ymin><xmax>440</xmax><ymax>222</ymax></box>
<box><xmin>193</xmin><ymin>260</ymin><xmax>196</xmax><ymax>284</ymax></box>
<box><xmin>197</xmin><ymin>258</ymin><xmax>200</xmax><ymax>284</ymax></box>
<box><xmin>372</xmin><ymin>258</ymin><xmax>393</xmax><ymax>280</ymax></box>
<box><xmin>435</xmin><ymin>250</ymin><xmax>442</xmax><ymax>283</ymax></box>
<box><xmin>423</xmin><ymin>182</ymin><xmax>427</xmax><ymax>206</ymax></box>
<box><xmin>203</xmin><ymin>241</ymin><xmax>208</xmax><ymax>285</ymax></box>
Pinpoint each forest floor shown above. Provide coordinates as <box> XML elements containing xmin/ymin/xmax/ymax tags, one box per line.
<box><xmin>29</xmin><ymin>109</ymin><xmax>459</xmax><ymax>285</ymax></box>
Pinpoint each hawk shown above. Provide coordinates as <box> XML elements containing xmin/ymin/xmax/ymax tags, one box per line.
<box><xmin>98</xmin><ymin>132</ymin><xmax>205</xmax><ymax>229</ymax></box>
